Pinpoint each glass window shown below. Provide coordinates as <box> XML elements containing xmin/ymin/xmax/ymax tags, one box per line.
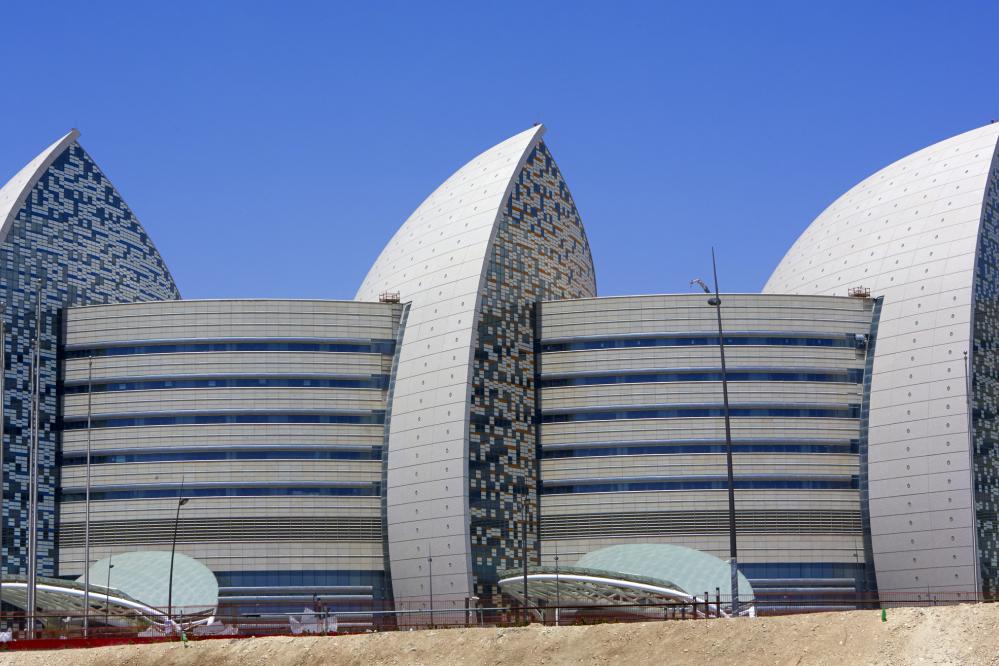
<box><xmin>541</xmin><ymin>334</ymin><xmax>859</xmax><ymax>352</ymax></box>
<box><xmin>65</xmin><ymin>339</ymin><xmax>397</xmax><ymax>358</ymax></box>
<box><xmin>542</xmin><ymin>405</ymin><xmax>861</xmax><ymax>423</ymax></box>
<box><xmin>541</xmin><ymin>369</ymin><xmax>864</xmax><ymax>388</ymax></box>
<box><xmin>63</xmin><ymin>375</ymin><xmax>391</xmax><ymax>394</ymax></box>
<box><xmin>61</xmin><ymin>484</ymin><xmax>380</xmax><ymax>501</ymax></box>
<box><xmin>542</xmin><ymin>476</ymin><xmax>859</xmax><ymax>494</ymax></box>
<box><xmin>62</xmin><ymin>411</ymin><xmax>386</xmax><ymax>429</ymax></box>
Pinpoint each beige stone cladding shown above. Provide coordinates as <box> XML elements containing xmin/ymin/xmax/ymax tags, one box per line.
<box><xmin>58</xmin><ymin>299</ymin><xmax>402</xmax><ymax>611</ymax></box>
<box><xmin>538</xmin><ymin>293</ymin><xmax>876</xmax><ymax>598</ymax></box>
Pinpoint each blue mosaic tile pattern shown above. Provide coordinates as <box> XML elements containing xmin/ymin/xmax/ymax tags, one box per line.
<box><xmin>468</xmin><ymin>141</ymin><xmax>596</xmax><ymax>603</ymax></box>
<box><xmin>972</xmin><ymin>153</ymin><xmax>999</xmax><ymax>597</ymax></box>
<box><xmin>0</xmin><ymin>141</ymin><xmax>178</xmax><ymax>576</ymax></box>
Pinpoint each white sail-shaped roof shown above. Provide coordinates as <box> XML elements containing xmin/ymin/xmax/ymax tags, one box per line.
<box><xmin>766</xmin><ymin>123</ymin><xmax>999</xmax><ymax>593</ymax></box>
<box><xmin>0</xmin><ymin>129</ymin><xmax>78</xmax><ymax>243</ymax></box>
<box><xmin>357</xmin><ymin>126</ymin><xmax>545</xmax><ymax>603</ymax></box>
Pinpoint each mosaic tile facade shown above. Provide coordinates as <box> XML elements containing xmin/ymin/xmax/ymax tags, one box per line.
<box><xmin>0</xmin><ymin>140</ymin><xmax>178</xmax><ymax>576</ymax></box>
<box><xmin>468</xmin><ymin>141</ymin><xmax>596</xmax><ymax>602</ymax></box>
<box><xmin>858</xmin><ymin>296</ymin><xmax>884</xmax><ymax>594</ymax></box>
<box><xmin>972</xmin><ymin>153</ymin><xmax>999</xmax><ymax>597</ymax></box>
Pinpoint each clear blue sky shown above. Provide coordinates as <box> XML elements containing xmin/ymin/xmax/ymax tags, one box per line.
<box><xmin>2</xmin><ymin>1</ymin><xmax>998</xmax><ymax>299</ymax></box>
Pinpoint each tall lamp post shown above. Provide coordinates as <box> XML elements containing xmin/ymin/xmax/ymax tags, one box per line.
<box><xmin>26</xmin><ymin>295</ymin><xmax>41</xmax><ymax>639</ymax></box>
<box><xmin>426</xmin><ymin>550</ymin><xmax>433</xmax><ymax>627</ymax></box>
<box><xmin>167</xmin><ymin>496</ymin><xmax>190</xmax><ymax>629</ymax></box>
<box><xmin>553</xmin><ymin>544</ymin><xmax>560</xmax><ymax>627</ymax></box>
<box><xmin>691</xmin><ymin>248</ymin><xmax>739</xmax><ymax>616</ymax></box>
<box><xmin>520</xmin><ymin>495</ymin><xmax>529</xmax><ymax>625</ymax></box>
<box><xmin>83</xmin><ymin>353</ymin><xmax>93</xmax><ymax>637</ymax></box>
<box><xmin>104</xmin><ymin>560</ymin><xmax>114</xmax><ymax>626</ymax></box>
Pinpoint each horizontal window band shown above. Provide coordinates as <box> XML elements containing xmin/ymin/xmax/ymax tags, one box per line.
<box><xmin>540</xmin><ymin>510</ymin><xmax>862</xmax><ymax>539</ymax></box>
<box><xmin>62</xmin><ymin>448</ymin><xmax>384</xmax><ymax>465</ymax></box>
<box><xmin>543</xmin><ymin>441</ymin><xmax>860</xmax><ymax>456</ymax></box>
<box><xmin>545</xmin><ymin>473</ymin><xmax>855</xmax><ymax>485</ymax></box>
<box><xmin>750</xmin><ymin>579</ymin><xmax>859</xmax><ymax>589</ymax></box>
<box><xmin>541</xmin><ymin>333</ymin><xmax>865</xmax><ymax>352</ymax></box>
<box><xmin>219</xmin><ymin>594</ymin><xmax>374</xmax><ymax>604</ymax></box>
<box><xmin>64</xmin><ymin>338</ymin><xmax>397</xmax><ymax>358</ymax></box>
<box><xmin>213</xmin><ymin>571</ymin><xmax>384</xmax><ymax>588</ymax></box>
<box><xmin>63</xmin><ymin>375</ymin><xmax>391</xmax><ymax>393</ymax></box>
<box><xmin>740</xmin><ymin>562</ymin><xmax>864</xmax><ymax>580</ymax></box>
<box><xmin>218</xmin><ymin>586</ymin><xmax>374</xmax><ymax>595</ymax></box>
<box><xmin>62</xmin><ymin>372</ymin><xmax>385</xmax><ymax>387</ymax></box>
<box><xmin>542</xmin><ymin>477</ymin><xmax>859</xmax><ymax>493</ymax></box>
<box><xmin>540</xmin><ymin>369</ymin><xmax>864</xmax><ymax>387</ymax></box>
<box><xmin>543</xmin><ymin>437</ymin><xmax>857</xmax><ymax>450</ymax></box>
<box><xmin>58</xmin><ymin>516</ymin><xmax>381</xmax><ymax>547</ymax></box>
<box><xmin>61</xmin><ymin>485</ymin><xmax>381</xmax><ymax>501</ymax></box>
<box><xmin>63</xmin><ymin>479</ymin><xmax>376</xmax><ymax>491</ymax></box>
<box><xmin>542</xmin><ymin>405</ymin><xmax>860</xmax><ymax>422</ymax></box>
<box><xmin>62</xmin><ymin>443</ymin><xmax>380</xmax><ymax>456</ymax></box>
<box><xmin>63</xmin><ymin>411</ymin><xmax>386</xmax><ymax>429</ymax></box>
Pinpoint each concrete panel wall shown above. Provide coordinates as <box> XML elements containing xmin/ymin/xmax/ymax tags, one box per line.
<box><xmin>58</xmin><ymin>299</ymin><xmax>402</xmax><ymax>607</ymax></box>
<box><xmin>538</xmin><ymin>293</ymin><xmax>875</xmax><ymax>591</ymax></box>
<box><xmin>765</xmin><ymin>123</ymin><xmax>999</xmax><ymax>593</ymax></box>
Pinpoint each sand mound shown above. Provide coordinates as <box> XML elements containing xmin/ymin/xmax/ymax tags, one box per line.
<box><xmin>2</xmin><ymin>603</ymin><xmax>998</xmax><ymax>665</ymax></box>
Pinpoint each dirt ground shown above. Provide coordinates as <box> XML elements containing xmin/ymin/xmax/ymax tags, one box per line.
<box><xmin>1</xmin><ymin>604</ymin><xmax>998</xmax><ymax>666</ymax></box>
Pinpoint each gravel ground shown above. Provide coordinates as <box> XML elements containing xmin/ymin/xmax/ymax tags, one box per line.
<box><xmin>1</xmin><ymin>604</ymin><xmax>997</xmax><ymax>665</ymax></box>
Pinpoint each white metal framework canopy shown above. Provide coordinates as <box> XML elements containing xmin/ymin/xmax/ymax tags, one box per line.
<box><xmin>0</xmin><ymin>551</ymin><xmax>219</xmax><ymax>628</ymax></box>
<box><xmin>0</xmin><ymin>576</ymin><xmax>166</xmax><ymax>626</ymax></box>
<box><xmin>498</xmin><ymin>544</ymin><xmax>755</xmax><ymax>618</ymax></box>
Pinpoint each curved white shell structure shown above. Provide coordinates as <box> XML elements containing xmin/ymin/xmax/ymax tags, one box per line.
<box><xmin>358</xmin><ymin>126</ymin><xmax>546</xmax><ymax>603</ymax></box>
<box><xmin>0</xmin><ymin>129</ymin><xmax>78</xmax><ymax>242</ymax></box>
<box><xmin>766</xmin><ymin>123</ymin><xmax>999</xmax><ymax>593</ymax></box>
<box><xmin>358</xmin><ymin>125</ymin><xmax>596</xmax><ymax>605</ymax></box>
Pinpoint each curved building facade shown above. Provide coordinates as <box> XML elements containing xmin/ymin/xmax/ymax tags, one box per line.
<box><xmin>2</xmin><ymin>121</ymin><xmax>996</xmax><ymax>622</ymax></box>
<box><xmin>538</xmin><ymin>293</ymin><xmax>879</xmax><ymax>598</ymax></box>
<box><xmin>357</xmin><ymin>125</ymin><xmax>596</xmax><ymax>604</ymax></box>
<box><xmin>58</xmin><ymin>299</ymin><xmax>402</xmax><ymax>614</ymax></box>
<box><xmin>0</xmin><ymin>130</ymin><xmax>178</xmax><ymax>580</ymax></box>
<box><xmin>766</xmin><ymin>123</ymin><xmax>999</xmax><ymax>595</ymax></box>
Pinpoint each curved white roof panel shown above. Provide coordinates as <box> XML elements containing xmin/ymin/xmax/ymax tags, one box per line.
<box><xmin>765</xmin><ymin>123</ymin><xmax>999</xmax><ymax>594</ymax></box>
<box><xmin>357</xmin><ymin>126</ymin><xmax>547</xmax><ymax>604</ymax></box>
<box><xmin>0</xmin><ymin>129</ymin><xmax>78</xmax><ymax>244</ymax></box>
<box><xmin>357</xmin><ymin>125</ymin><xmax>544</xmax><ymax>302</ymax></box>
<box><xmin>358</xmin><ymin>124</ymin><xmax>596</xmax><ymax>608</ymax></box>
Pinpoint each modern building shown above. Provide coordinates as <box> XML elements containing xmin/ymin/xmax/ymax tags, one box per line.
<box><xmin>0</xmin><ymin>129</ymin><xmax>178</xmax><ymax>583</ymax></box>
<box><xmin>766</xmin><ymin>122</ymin><xmax>999</xmax><ymax>596</ymax></box>
<box><xmin>0</xmin><ymin>120</ymin><xmax>995</xmax><ymax>624</ymax></box>
<box><xmin>58</xmin><ymin>299</ymin><xmax>401</xmax><ymax>613</ymax></box>
<box><xmin>537</xmin><ymin>293</ymin><xmax>880</xmax><ymax>600</ymax></box>
<box><xmin>355</xmin><ymin>125</ymin><xmax>596</xmax><ymax>607</ymax></box>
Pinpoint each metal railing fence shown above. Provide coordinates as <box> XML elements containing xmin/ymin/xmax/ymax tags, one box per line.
<box><xmin>0</xmin><ymin>590</ymin><xmax>992</xmax><ymax>650</ymax></box>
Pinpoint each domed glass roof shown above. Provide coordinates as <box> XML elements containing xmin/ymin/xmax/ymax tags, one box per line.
<box><xmin>576</xmin><ymin>544</ymin><xmax>754</xmax><ymax>599</ymax></box>
<box><xmin>79</xmin><ymin>551</ymin><xmax>218</xmax><ymax>613</ymax></box>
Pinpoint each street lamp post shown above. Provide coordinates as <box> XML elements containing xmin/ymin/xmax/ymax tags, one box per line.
<box><xmin>26</xmin><ymin>296</ymin><xmax>41</xmax><ymax>639</ymax></box>
<box><xmin>104</xmin><ymin>560</ymin><xmax>114</xmax><ymax>626</ymax></box>
<box><xmin>167</xmin><ymin>497</ymin><xmax>190</xmax><ymax>629</ymax></box>
<box><xmin>691</xmin><ymin>248</ymin><xmax>740</xmax><ymax>616</ymax></box>
<box><xmin>427</xmin><ymin>551</ymin><xmax>433</xmax><ymax>627</ymax></box>
<box><xmin>520</xmin><ymin>496</ymin><xmax>529</xmax><ymax>625</ymax></box>
<box><xmin>469</xmin><ymin>595</ymin><xmax>480</xmax><ymax>625</ymax></box>
<box><xmin>554</xmin><ymin>544</ymin><xmax>560</xmax><ymax>627</ymax></box>
<box><xmin>83</xmin><ymin>353</ymin><xmax>93</xmax><ymax>637</ymax></box>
